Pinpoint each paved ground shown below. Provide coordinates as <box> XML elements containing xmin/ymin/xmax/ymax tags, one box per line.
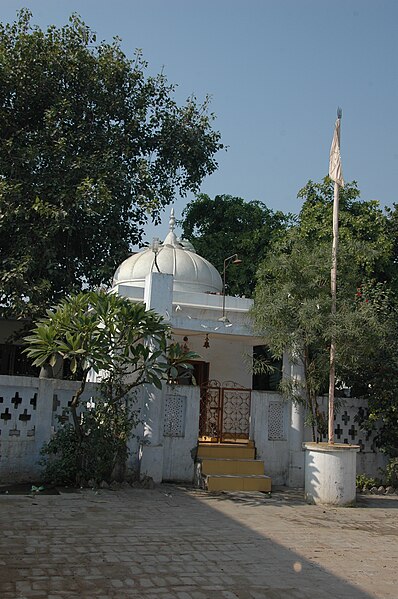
<box><xmin>0</xmin><ymin>484</ymin><xmax>397</xmax><ymax>599</ymax></box>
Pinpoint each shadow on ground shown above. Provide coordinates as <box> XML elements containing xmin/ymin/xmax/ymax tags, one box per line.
<box><xmin>1</xmin><ymin>482</ymin><xmax>396</xmax><ymax>598</ymax></box>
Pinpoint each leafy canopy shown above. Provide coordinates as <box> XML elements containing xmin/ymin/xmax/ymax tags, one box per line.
<box><xmin>24</xmin><ymin>290</ymin><xmax>197</xmax><ymax>388</ymax></box>
<box><xmin>25</xmin><ymin>290</ymin><xmax>199</xmax><ymax>482</ymax></box>
<box><xmin>339</xmin><ymin>282</ymin><xmax>398</xmax><ymax>457</ymax></box>
<box><xmin>297</xmin><ymin>178</ymin><xmax>395</xmax><ymax>281</ymax></box>
<box><xmin>180</xmin><ymin>193</ymin><xmax>291</xmax><ymax>297</ymax></box>
<box><xmin>252</xmin><ymin>177</ymin><xmax>397</xmax><ymax>443</ymax></box>
<box><xmin>24</xmin><ymin>290</ymin><xmax>198</xmax><ymax>437</ymax></box>
<box><xmin>0</xmin><ymin>10</ymin><xmax>222</xmax><ymax>318</ymax></box>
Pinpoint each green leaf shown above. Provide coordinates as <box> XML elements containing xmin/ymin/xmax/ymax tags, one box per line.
<box><xmin>70</xmin><ymin>357</ymin><xmax>77</xmax><ymax>374</ymax></box>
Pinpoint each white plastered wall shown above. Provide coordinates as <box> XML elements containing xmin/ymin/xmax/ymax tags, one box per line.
<box><xmin>172</xmin><ymin>332</ymin><xmax>254</xmax><ymax>388</ymax></box>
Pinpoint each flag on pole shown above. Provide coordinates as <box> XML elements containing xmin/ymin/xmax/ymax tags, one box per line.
<box><xmin>329</xmin><ymin>117</ymin><xmax>344</xmax><ymax>187</ymax></box>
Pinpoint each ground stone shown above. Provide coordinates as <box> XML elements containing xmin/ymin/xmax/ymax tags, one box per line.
<box><xmin>0</xmin><ymin>485</ymin><xmax>397</xmax><ymax>599</ymax></box>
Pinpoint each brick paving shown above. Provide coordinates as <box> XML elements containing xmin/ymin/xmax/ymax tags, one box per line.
<box><xmin>0</xmin><ymin>484</ymin><xmax>397</xmax><ymax>599</ymax></box>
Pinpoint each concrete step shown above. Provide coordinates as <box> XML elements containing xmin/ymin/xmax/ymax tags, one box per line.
<box><xmin>205</xmin><ymin>474</ymin><xmax>272</xmax><ymax>492</ymax></box>
<box><xmin>200</xmin><ymin>458</ymin><xmax>265</xmax><ymax>476</ymax></box>
<box><xmin>197</xmin><ymin>443</ymin><xmax>255</xmax><ymax>460</ymax></box>
<box><xmin>199</xmin><ymin>438</ymin><xmax>255</xmax><ymax>448</ymax></box>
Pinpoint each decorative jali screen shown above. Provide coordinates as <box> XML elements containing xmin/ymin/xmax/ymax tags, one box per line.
<box><xmin>268</xmin><ymin>401</ymin><xmax>286</xmax><ymax>441</ymax></box>
<box><xmin>0</xmin><ymin>388</ymin><xmax>38</xmax><ymax>439</ymax></box>
<box><xmin>163</xmin><ymin>393</ymin><xmax>186</xmax><ymax>437</ymax></box>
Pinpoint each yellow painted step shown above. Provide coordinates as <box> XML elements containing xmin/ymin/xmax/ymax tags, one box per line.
<box><xmin>221</xmin><ymin>439</ymin><xmax>255</xmax><ymax>448</ymax></box>
<box><xmin>197</xmin><ymin>444</ymin><xmax>255</xmax><ymax>460</ymax></box>
<box><xmin>206</xmin><ymin>474</ymin><xmax>272</xmax><ymax>492</ymax></box>
<box><xmin>199</xmin><ymin>438</ymin><xmax>254</xmax><ymax>447</ymax></box>
<box><xmin>200</xmin><ymin>458</ymin><xmax>265</xmax><ymax>476</ymax></box>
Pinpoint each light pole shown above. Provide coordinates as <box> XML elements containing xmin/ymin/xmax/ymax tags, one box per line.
<box><xmin>220</xmin><ymin>254</ymin><xmax>242</xmax><ymax>321</ymax></box>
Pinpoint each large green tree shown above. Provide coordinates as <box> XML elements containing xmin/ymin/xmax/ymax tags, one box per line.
<box><xmin>252</xmin><ymin>178</ymin><xmax>398</xmax><ymax>444</ymax></box>
<box><xmin>0</xmin><ymin>10</ymin><xmax>222</xmax><ymax>318</ymax></box>
<box><xmin>180</xmin><ymin>193</ymin><xmax>291</xmax><ymax>297</ymax></box>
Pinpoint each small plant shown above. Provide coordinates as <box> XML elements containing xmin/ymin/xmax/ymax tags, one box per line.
<box><xmin>355</xmin><ymin>473</ymin><xmax>381</xmax><ymax>490</ymax></box>
<box><xmin>40</xmin><ymin>423</ymin><xmax>81</xmax><ymax>485</ymax></box>
<box><xmin>40</xmin><ymin>397</ymin><xmax>139</xmax><ymax>486</ymax></box>
<box><xmin>383</xmin><ymin>458</ymin><xmax>398</xmax><ymax>488</ymax></box>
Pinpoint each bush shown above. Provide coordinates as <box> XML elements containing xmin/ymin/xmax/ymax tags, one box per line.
<box><xmin>384</xmin><ymin>458</ymin><xmax>398</xmax><ymax>488</ymax></box>
<box><xmin>40</xmin><ymin>399</ymin><xmax>138</xmax><ymax>486</ymax></box>
<box><xmin>40</xmin><ymin>424</ymin><xmax>81</xmax><ymax>485</ymax></box>
<box><xmin>355</xmin><ymin>473</ymin><xmax>381</xmax><ymax>490</ymax></box>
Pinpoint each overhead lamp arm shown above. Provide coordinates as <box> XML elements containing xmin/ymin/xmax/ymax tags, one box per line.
<box><xmin>220</xmin><ymin>254</ymin><xmax>242</xmax><ymax>320</ymax></box>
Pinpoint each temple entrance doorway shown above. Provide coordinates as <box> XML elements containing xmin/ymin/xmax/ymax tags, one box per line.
<box><xmin>199</xmin><ymin>380</ymin><xmax>251</xmax><ymax>443</ymax></box>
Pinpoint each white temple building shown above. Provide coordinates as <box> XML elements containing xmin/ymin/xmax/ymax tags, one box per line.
<box><xmin>105</xmin><ymin>209</ymin><xmax>304</xmax><ymax>489</ymax></box>
<box><xmin>112</xmin><ymin>209</ymin><xmax>258</xmax><ymax>390</ymax></box>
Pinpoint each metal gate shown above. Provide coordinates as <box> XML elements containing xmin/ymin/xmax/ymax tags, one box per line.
<box><xmin>199</xmin><ymin>380</ymin><xmax>251</xmax><ymax>443</ymax></box>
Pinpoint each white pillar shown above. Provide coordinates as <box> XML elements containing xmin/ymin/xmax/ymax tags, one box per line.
<box><xmin>139</xmin><ymin>272</ymin><xmax>173</xmax><ymax>483</ymax></box>
<box><xmin>144</xmin><ymin>271</ymin><xmax>173</xmax><ymax>322</ymax></box>
<box><xmin>34</xmin><ymin>378</ymin><xmax>55</xmax><ymax>468</ymax></box>
<box><xmin>288</xmin><ymin>354</ymin><xmax>305</xmax><ymax>487</ymax></box>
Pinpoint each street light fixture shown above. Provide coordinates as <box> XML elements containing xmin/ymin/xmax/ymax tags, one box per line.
<box><xmin>219</xmin><ymin>254</ymin><xmax>242</xmax><ymax>321</ymax></box>
<box><xmin>151</xmin><ymin>237</ymin><xmax>161</xmax><ymax>272</ymax></box>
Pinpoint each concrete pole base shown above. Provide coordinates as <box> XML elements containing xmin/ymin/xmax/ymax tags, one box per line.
<box><xmin>303</xmin><ymin>442</ymin><xmax>360</xmax><ymax>506</ymax></box>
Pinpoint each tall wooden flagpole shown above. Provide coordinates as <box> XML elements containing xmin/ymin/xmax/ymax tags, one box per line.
<box><xmin>328</xmin><ymin>108</ymin><xmax>344</xmax><ymax>445</ymax></box>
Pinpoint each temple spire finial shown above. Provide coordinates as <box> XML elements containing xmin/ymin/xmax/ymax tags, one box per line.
<box><xmin>169</xmin><ymin>208</ymin><xmax>175</xmax><ymax>233</ymax></box>
<box><xmin>163</xmin><ymin>206</ymin><xmax>180</xmax><ymax>247</ymax></box>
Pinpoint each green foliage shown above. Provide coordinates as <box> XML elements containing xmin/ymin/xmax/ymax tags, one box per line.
<box><xmin>41</xmin><ymin>424</ymin><xmax>81</xmax><ymax>485</ymax></box>
<box><xmin>384</xmin><ymin>458</ymin><xmax>398</xmax><ymax>488</ymax></box>
<box><xmin>297</xmin><ymin>177</ymin><xmax>395</xmax><ymax>281</ymax></box>
<box><xmin>30</xmin><ymin>291</ymin><xmax>200</xmax><ymax>485</ymax></box>
<box><xmin>0</xmin><ymin>10</ymin><xmax>222</xmax><ymax>318</ymax></box>
<box><xmin>252</xmin><ymin>177</ymin><xmax>398</xmax><ymax>443</ymax></box>
<box><xmin>40</xmin><ymin>396</ymin><xmax>138</xmax><ymax>485</ymax></box>
<box><xmin>180</xmin><ymin>194</ymin><xmax>291</xmax><ymax>297</ymax></box>
<box><xmin>355</xmin><ymin>473</ymin><xmax>381</xmax><ymax>490</ymax></box>
<box><xmin>25</xmin><ymin>290</ymin><xmax>199</xmax><ymax>441</ymax></box>
<box><xmin>24</xmin><ymin>290</ymin><xmax>168</xmax><ymax>379</ymax></box>
<box><xmin>166</xmin><ymin>342</ymin><xmax>199</xmax><ymax>384</ymax></box>
<box><xmin>342</xmin><ymin>283</ymin><xmax>398</xmax><ymax>456</ymax></box>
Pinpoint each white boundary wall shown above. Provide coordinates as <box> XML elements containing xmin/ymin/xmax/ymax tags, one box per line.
<box><xmin>250</xmin><ymin>391</ymin><xmax>387</xmax><ymax>486</ymax></box>
<box><xmin>0</xmin><ymin>375</ymin><xmax>98</xmax><ymax>482</ymax></box>
<box><xmin>0</xmin><ymin>375</ymin><xmax>200</xmax><ymax>484</ymax></box>
<box><xmin>0</xmin><ymin>375</ymin><xmax>386</xmax><ymax>485</ymax></box>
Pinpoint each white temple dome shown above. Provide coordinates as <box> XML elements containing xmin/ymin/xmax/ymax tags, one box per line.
<box><xmin>113</xmin><ymin>210</ymin><xmax>223</xmax><ymax>294</ymax></box>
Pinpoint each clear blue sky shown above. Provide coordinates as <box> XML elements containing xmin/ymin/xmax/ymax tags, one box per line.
<box><xmin>2</xmin><ymin>0</ymin><xmax>398</xmax><ymax>243</ymax></box>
